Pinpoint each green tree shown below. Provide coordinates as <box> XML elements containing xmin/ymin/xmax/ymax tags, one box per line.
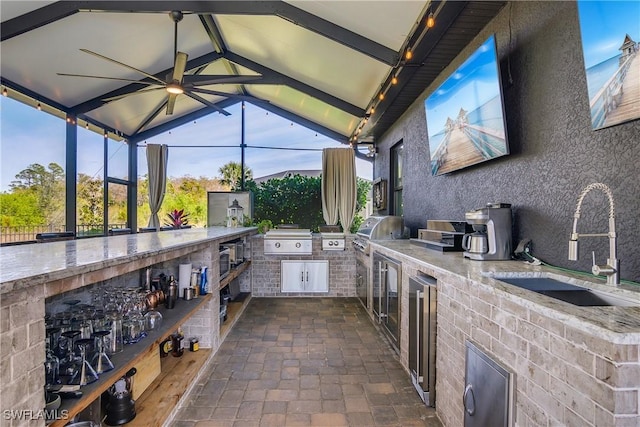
<box><xmin>8</xmin><ymin>162</ymin><xmax>65</xmax><ymax>226</ymax></box>
<box><xmin>218</xmin><ymin>162</ymin><xmax>253</xmax><ymax>190</ymax></box>
<box><xmin>0</xmin><ymin>191</ymin><xmax>45</xmax><ymax>226</ymax></box>
<box><xmin>77</xmin><ymin>173</ymin><xmax>104</xmax><ymax>229</ymax></box>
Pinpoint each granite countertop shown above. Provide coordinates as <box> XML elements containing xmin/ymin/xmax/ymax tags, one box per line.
<box><xmin>370</xmin><ymin>240</ymin><xmax>640</xmax><ymax>341</ymax></box>
<box><xmin>0</xmin><ymin>227</ymin><xmax>257</xmax><ymax>294</ymax></box>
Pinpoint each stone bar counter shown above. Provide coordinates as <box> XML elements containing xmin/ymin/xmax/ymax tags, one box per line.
<box><xmin>0</xmin><ymin>227</ymin><xmax>256</xmax><ymax>427</ymax></box>
<box><xmin>369</xmin><ymin>240</ymin><xmax>640</xmax><ymax>427</ymax></box>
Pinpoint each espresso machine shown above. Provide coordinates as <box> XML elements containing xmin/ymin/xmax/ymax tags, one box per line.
<box><xmin>462</xmin><ymin>203</ymin><xmax>512</xmax><ymax>261</ymax></box>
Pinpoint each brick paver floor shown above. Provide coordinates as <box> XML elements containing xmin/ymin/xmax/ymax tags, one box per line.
<box><xmin>172</xmin><ymin>297</ymin><xmax>443</xmax><ymax>427</ymax></box>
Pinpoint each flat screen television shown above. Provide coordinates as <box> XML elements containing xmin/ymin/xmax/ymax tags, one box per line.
<box><xmin>425</xmin><ymin>34</ymin><xmax>509</xmax><ymax>176</ymax></box>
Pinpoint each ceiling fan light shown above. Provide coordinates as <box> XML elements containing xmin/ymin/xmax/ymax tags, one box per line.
<box><xmin>166</xmin><ymin>83</ymin><xmax>184</xmax><ymax>95</ymax></box>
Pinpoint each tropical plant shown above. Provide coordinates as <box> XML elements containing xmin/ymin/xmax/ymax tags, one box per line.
<box><xmin>218</xmin><ymin>161</ymin><xmax>253</xmax><ymax>190</ymax></box>
<box><xmin>165</xmin><ymin>209</ymin><xmax>190</xmax><ymax>229</ymax></box>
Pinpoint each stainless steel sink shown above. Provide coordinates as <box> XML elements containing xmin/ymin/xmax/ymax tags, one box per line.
<box><xmin>489</xmin><ymin>275</ymin><xmax>639</xmax><ymax>307</ymax></box>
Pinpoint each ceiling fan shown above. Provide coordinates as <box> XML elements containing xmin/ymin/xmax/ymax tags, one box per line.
<box><xmin>57</xmin><ymin>11</ymin><xmax>263</xmax><ymax>117</ymax></box>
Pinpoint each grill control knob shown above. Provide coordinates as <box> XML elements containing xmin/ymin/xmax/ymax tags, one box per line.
<box><xmin>275</xmin><ymin>242</ymin><xmax>281</xmax><ymax>248</ymax></box>
<box><xmin>328</xmin><ymin>241</ymin><xmax>334</xmax><ymax>246</ymax></box>
<box><xmin>295</xmin><ymin>242</ymin><xmax>301</xmax><ymax>248</ymax></box>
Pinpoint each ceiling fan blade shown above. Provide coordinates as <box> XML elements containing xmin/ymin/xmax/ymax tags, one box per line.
<box><xmin>172</xmin><ymin>52</ymin><xmax>188</xmax><ymax>83</ymax></box>
<box><xmin>190</xmin><ymin>87</ymin><xmax>270</xmax><ymax>103</ymax></box>
<box><xmin>102</xmin><ymin>87</ymin><xmax>166</xmax><ymax>102</ymax></box>
<box><xmin>134</xmin><ymin>100</ymin><xmax>169</xmax><ymax>134</ymax></box>
<box><xmin>57</xmin><ymin>72</ymin><xmax>161</xmax><ymax>86</ymax></box>
<box><xmin>184</xmin><ymin>91</ymin><xmax>231</xmax><ymax>116</ymax></box>
<box><xmin>79</xmin><ymin>49</ymin><xmax>166</xmax><ymax>85</ymax></box>
<box><xmin>166</xmin><ymin>93</ymin><xmax>178</xmax><ymax>115</ymax></box>
<box><xmin>183</xmin><ymin>75</ymin><xmax>263</xmax><ymax>86</ymax></box>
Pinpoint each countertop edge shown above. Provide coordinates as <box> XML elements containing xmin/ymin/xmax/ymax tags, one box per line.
<box><xmin>369</xmin><ymin>240</ymin><xmax>640</xmax><ymax>343</ymax></box>
<box><xmin>0</xmin><ymin>227</ymin><xmax>257</xmax><ymax>295</ymax></box>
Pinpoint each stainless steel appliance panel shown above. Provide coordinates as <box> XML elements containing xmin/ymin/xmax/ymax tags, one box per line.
<box><xmin>264</xmin><ymin>229</ymin><xmax>313</xmax><ymax>255</ymax></box>
<box><xmin>409</xmin><ymin>274</ymin><xmax>437</xmax><ymax>407</ymax></box>
<box><xmin>464</xmin><ymin>341</ymin><xmax>512</xmax><ymax>427</ymax></box>
<box><xmin>373</xmin><ymin>252</ymin><xmax>401</xmax><ymax>353</ymax></box>
<box><xmin>356</xmin><ymin>254</ymin><xmax>369</xmax><ymax>309</ymax></box>
<box><xmin>353</xmin><ymin>215</ymin><xmax>405</xmax><ymax>254</ymax></box>
<box><xmin>219</xmin><ymin>247</ymin><xmax>231</xmax><ymax>279</ymax></box>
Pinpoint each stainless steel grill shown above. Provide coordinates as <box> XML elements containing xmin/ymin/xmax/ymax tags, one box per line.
<box><xmin>353</xmin><ymin>216</ymin><xmax>405</xmax><ymax>255</ymax></box>
<box><xmin>264</xmin><ymin>229</ymin><xmax>312</xmax><ymax>255</ymax></box>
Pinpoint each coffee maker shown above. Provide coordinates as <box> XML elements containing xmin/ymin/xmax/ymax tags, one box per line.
<box><xmin>462</xmin><ymin>203</ymin><xmax>512</xmax><ymax>261</ymax></box>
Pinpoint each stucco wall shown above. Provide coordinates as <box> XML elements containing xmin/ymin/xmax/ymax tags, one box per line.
<box><xmin>373</xmin><ymin>1</ymin><xmax>640</xmax><ymax>282</ymax></box>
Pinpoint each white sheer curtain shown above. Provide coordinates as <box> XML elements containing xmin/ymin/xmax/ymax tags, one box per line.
<box><xmin>321</xmin><ymin>148</ymin><xmax>357</xmax><ymax>232</ymax></box>
<box><xmin>146</xmin><ymin>144</ymin><xmax>168</xmax><ymax>228</ymax></box>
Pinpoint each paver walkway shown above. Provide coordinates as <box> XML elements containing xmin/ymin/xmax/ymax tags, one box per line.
<box><xmin>172</xmin><ymin>297</ymin><xmax>443</xmax><ymax>426</ymax></box>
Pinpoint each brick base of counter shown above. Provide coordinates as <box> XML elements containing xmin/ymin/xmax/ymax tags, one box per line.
<box><xmin>369</xmin><ymin>245</ymin><xmax>640</xmax><ymax>427</ymax></box>
<box><xmin>0</xmin><ymin>285</ymin><xmax>46</xmax><ymax>426</ymax></box>
<box><xmin>250</xmin><ymin>235</ymin><xmax>356</xmax><ymax>297</ymax></box>
<box><xmin>436</xmin><ymin>270</ymin><xmax>640</xmax><ymax>427</ymax></box>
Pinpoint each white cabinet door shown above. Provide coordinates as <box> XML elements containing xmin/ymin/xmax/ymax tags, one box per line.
<box><xmin>281</xmin><ymin>260</ymin><xmax>329</xmax><ymax>293</ymax></box>
<box><xmin>281</xmin><ymin>261</ymin><xmax>306</xmax><ymax>292</ymax></box>
<box><xmin>304</xmin><ymin>260</ymin><xmax>329</xmax><ymax>293</ymax></box>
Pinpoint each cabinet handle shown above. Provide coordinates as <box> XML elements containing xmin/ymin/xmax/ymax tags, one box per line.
<box><xmin>301</xmin><ymin>271</ymin><xmax>304</xmax><ymax>283</ymax></box>
<box><xmin>463</xmin><ymin>384</ymin><xmax>476</xmax><ymax>416</ymax></box>
<box><xmin>415</xmin><ymin>290</ymin><xmax>422</xmax><ymax>374</ymax></box>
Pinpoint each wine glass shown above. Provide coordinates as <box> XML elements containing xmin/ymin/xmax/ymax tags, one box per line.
<box><xmin>91</xmin><ymin>330</ymin><xmax>114</xmax><ymax>374</ymax></box>
<box><xmin>69</xmin><ymin>339</ymin><xmax>99</xmax><ymax>386</ymax></box>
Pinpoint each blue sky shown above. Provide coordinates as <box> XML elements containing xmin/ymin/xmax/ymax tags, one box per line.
<box><xmin>0</xmin><ymin>97</ymin><xmax>372</xmax><ymax>191</ymax></box>
<box><xmin>577</xmin><ymin>0</ymin><xmax>640</xmax><ymax>68</ymax></box>
<box><xmin>424</xmin><ymin>35</ymin><xmax>502</xmax><ymax>137</ymax></box>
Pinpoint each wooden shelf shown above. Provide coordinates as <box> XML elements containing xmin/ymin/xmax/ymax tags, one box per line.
<box><xmin>220</xmin><ymin>297</ymin><xmax>251</xmax><ymax>340</ymax></box>
<box><xmin>50</xmin><ymin>295</ymin><xmax>212</xmax><ymax>427</ymax></box>
<box><xmin>127</xmin><ymin>349</ymin><xmax>212</xmax><ymax>427</ymax></box>
<box><xmin>219</xmin><ymin>260</ymin><xmax>251</xmax><ymax>290</ymax></box>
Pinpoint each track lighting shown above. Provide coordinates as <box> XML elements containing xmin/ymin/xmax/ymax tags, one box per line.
<box><xmin>36</xmin><ymin>102</ymin><xmax>42</xmax><ymax>111</ymax></box>
<box><xmin>2</xmin><ymin>87</ymin><xmax>8</xmax><ymax>96</ymax></box>
<box><xmin>85</xmin><ymin>123</ymin><xmax>89</xmax><ymax>129</ymax></box>
<box><xmin>379</xmin><ymin>92</ymin><xmax>385</xmax><ymax>101</ymax></box>
<box><xmin>426</xmin><ymin>10</ymin><xmax>435</xmax><ymax>28</ymax></box>
<box><xmin>405</xmin><ymin>48</ymin><xmax>413</xmax><ymax>60</ymax></box>
<box><xmin>391</xmin><ymin>75</ymin><xmax>398</xmax><ymax>85</ymax></box>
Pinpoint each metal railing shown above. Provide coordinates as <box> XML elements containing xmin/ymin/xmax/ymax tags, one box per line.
<box><xmin>0</xmin><ymin>223</ymin><xmax>127</xmax><ymax>244</ymax></box>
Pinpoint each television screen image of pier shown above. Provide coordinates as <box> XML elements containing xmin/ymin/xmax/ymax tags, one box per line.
<box><xmin>429</xmin><ymin>95</ymin><xmax>508</xmax><ymax>176</ymax></box>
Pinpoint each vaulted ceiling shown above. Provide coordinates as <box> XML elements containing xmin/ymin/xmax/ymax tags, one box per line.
<box><xmin>1</xmin><ymin>1</ymin><xmax>505</xmax><ymax>148</ymax></box>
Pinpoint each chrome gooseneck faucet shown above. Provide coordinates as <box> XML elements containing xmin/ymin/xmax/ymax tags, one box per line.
<box><xmin>568</xmin><ymin>182</ymin><xmax>619</xmax><ymax>285</ymax></box>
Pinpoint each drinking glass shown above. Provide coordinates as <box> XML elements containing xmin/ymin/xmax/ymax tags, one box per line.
<box><xmin>91</xmin><ymin>330</ymin><xmax>114</xmax><ymax>374</ymax></box>
<box><xmin>69</xmin><ymin>338</ymin><xmax>99</xmax><ymax>386</ymax></box>
<box><xmin>44</xmin><ymin>327</ymin><xmax>61</xmax><ymax>387</ymax></box>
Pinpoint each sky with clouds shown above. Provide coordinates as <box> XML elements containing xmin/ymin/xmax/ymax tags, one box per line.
<box><xmin>0</xmin><ymin>98</ymin><xmax>372</xmax><ymax>191</ymax></box>
<box><xmin>576</xmin><ymin>0</ymin><xmax>640</xmax><ymax>68</ymax></box>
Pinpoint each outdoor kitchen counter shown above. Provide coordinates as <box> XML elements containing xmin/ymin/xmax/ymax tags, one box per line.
<box><xmin>370</xmin><ymin>239</ymin><xmax>640</xmax><ymax>340</ymax></box>
<box><xmin>370</xmin><ymin>239</ymin><xmax>640</xmax><ymax>426</ymax></box>
<box><xmin>0</xmin><ymin>226</ymin><xmax>257</xmax><ymax>297</ymax></box>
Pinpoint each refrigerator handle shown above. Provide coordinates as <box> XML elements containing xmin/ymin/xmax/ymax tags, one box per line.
<box><xmin>415</xmin><ymin>289</ymin><xmax>422</xmax><ymax>377</ymax></box>
<box><xmin>378</xmin><ymin>261</ymin><xmax>384</xmax><ymax>321</ymax></box>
